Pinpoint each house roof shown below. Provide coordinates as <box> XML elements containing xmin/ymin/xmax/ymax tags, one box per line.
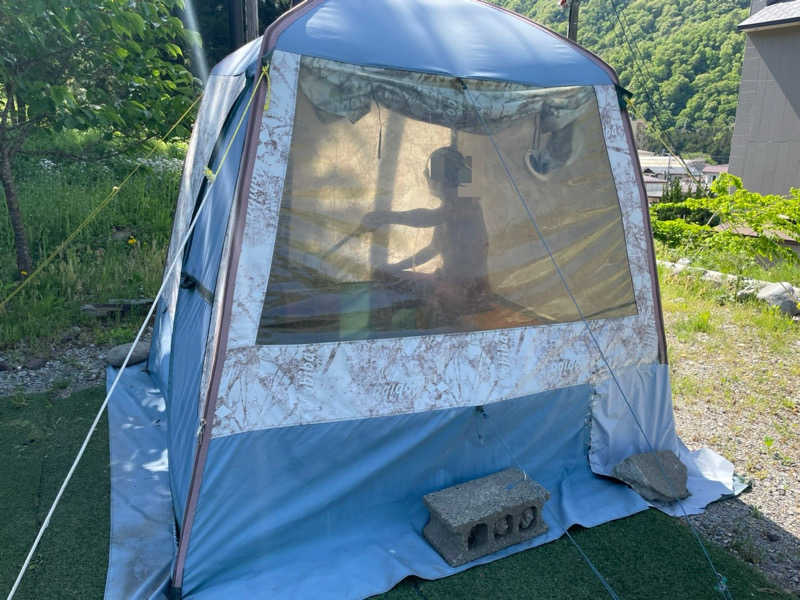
<box><xmin>638</xmin><ymin>155</ymin><xmax>702</xmax><ymax>175</ymax></box>
<box><xmin>643</xmin><ymin>175</ymin><xmax>667</xmax><ymax>183</ymax></box>
<box><xmin>739</xmin><ymin>0</ymin><xmax>800</xmax><ymax>31</ymax></box>
<box><xmin>702</xmin><ymin>164</ymin><xmax>729</xmax><ymax>174</ymax></box>
<box><xmin>716</xmin><ymin>223</ymin><xmax>799</xmax><ymax>244</ymax></box>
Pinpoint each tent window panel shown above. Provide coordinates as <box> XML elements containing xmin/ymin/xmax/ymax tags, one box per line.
<box><xmin>257</xmin><ymin>57</ymin><xmax>636</xmax><ymax>345</ymax></box>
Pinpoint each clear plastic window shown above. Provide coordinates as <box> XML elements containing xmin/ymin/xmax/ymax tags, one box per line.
<box><xmin>257</xmin><ymin>57</ymin><xmax>636</xmax><ymax>345</ymax></box>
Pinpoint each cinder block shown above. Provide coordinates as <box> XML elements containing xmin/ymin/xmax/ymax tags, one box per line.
<box><xmin>423</xmin><ymin>468</ymin><xmax>550</xmax><ymax>566</ymax></box>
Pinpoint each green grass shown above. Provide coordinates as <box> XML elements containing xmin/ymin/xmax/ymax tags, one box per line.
<box><xmin>0</xmin><ymin>150</ymin><xmax>181</xmax><ymax>350</ymax></box>
<box><xmin>0</xmin><ymin>387</ymin><xmax>109</xmax><ymax>599</ymax></box>
<box><xmin>1</xmin><ymin>386</ymin><xmax>793</xmax><ymax>600</ymax></box>
<box><xmin>378</xmin><ymin>512</ymin><xmax>792</xmax><ymax>599</ymax></box>
<box><xmin>656</xmin><ymin>240</ymin><xmax>800</xmax><ymax>285</ymax></box>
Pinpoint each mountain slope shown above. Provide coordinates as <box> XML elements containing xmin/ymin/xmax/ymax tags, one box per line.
<box><xmin>493</xmin><ymin>0</ymin><xmax>750</xmax><ymax>161</ymax></box>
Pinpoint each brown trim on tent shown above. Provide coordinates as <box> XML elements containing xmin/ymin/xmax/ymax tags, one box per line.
<box><xmin>170</xmin><ymin>6</ymin><xmax>321</xmax><ymax>592</ymax></box>
<box><xmin>620</xmin><ymin>106</ymin><xmax>668</xmax><ymax>364</ymax></box>
<box><xmin>169</xmin><ymin>76</ymin><xmax>270</xmax><ymax>592</ymax></box>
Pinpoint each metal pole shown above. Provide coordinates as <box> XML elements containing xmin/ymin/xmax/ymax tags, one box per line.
<box><xmin>245</xmin><ymin>0</ymin><xmax>259</xmax><ymax>41</ymax></box>
<box><xmin>567</xmin><ymin>0</ymin><xmax>581</xmax><ymax>42</ymax></box>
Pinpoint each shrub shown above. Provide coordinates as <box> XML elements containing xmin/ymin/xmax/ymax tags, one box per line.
<box><xmin>651</xmin><ymin>201</ymin><xmax>720</xmax><ymax>227</ymax></box>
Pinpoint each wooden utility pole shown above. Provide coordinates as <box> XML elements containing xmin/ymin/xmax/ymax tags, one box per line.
<box><xmin>245</xmin><ymin>0</ymin><xmax>259</xmax><ymax>41</ymax></box>
<box><xmin>567</xmin><ymin>0</ymin><xmax>581</xmax><ymax>42</ymax></box>
<box><xmin>228</xmin><ymin>0</ymin><xmax>245</xmax><ymax>49</ymax></box>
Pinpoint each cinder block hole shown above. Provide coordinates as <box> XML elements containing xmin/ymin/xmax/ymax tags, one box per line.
<box><xmin>519</xmin><ymin>506</ymin><xmax>537</xmax><ymax>531</ymax></box>
<box><xmin>467</xmin><ymin>523</ymin><xmax>488</xmax><ymax>550</ymax></box>
<box><xmin>494</xmin><ymin>515</ymin><xmax>513</xmax><ymax>539</ymax></box>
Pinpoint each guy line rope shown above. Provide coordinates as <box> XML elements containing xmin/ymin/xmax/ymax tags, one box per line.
<box><xmin>6</xmin><ymin>64</ymin><xmax>270</xmax><ymax>600</ymax></box>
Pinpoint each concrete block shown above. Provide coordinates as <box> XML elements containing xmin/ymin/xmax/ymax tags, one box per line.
<box><xmin>423</xmin><ymin>468</ymin><xmax>549</xmax><ymax>566</ymax></box>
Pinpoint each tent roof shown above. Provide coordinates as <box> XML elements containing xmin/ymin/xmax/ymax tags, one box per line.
<box><xmin>271</xmin><ymin>0</ymin><xmax>617</xmax><ymax>88</ymax></box>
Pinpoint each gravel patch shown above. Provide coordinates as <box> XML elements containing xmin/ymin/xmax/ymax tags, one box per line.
<box><xmin>0</xmin><ymin>328</ymin><xmax>151</xmax><ymax>399</ymax></box>
<box><xmin>664</xmin><ymin>285</ymin><xmax>800</xmax><ymax>595</ymax></box>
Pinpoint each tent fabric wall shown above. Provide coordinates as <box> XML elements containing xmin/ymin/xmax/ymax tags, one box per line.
<box><xmin>181</xmin><ymin>382</ymin><xmax>652</xmax><ymax>598</ymax></box>
<box><xmin>209</xmin><ymin>55</ymin><xmax>660</xmax><ymax>436</ymax></box>
<box><xmin>166</xmin><ymin>86</ymin><xmax>253</xmax><ymax>522</ymax></box>
<box><xmin>108</xmin><ymin>3</ymin><xmax>739</xmax><ymax>599</ymax></box>
<box><xmin>149</xmin><ymin>74</ymin><xmax>247</xmax><ymax>391</ymax></box>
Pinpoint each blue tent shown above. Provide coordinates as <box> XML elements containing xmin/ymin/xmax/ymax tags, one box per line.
<box><xmin>106</xmin><ymin>1</ymin><xmax>738</xmax><ymax>598</ymax></box>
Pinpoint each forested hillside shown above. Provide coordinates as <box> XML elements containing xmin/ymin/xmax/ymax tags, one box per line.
<box><xmin>493</xmin><ymin>0</ymin><xmax>750</xmax><ymax>161</ymax></box>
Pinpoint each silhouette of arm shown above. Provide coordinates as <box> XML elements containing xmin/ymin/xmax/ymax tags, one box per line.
<box><xmin>386</xmin><ymin>243</ymin><xmax>438</xmax><ymax>272</ymax></box>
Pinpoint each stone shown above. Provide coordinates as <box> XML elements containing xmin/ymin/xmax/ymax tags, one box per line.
<box><xmin>0</xmin><ymin>360</ymin><xmax>11</xmax><ymax>371</ymax></box>
<box><xmin>23</xmin><ymin>357</ymin><xmax>47</xmax><ymax>370</ymax></box>
<box><xmin>423</xmin><ymin>468</ymin><xmax>549</xmax><ymax>567</ymax></box>
<box><xmin>736</xmin><ymin>285</ymin><xmax>759</xmax><ymax>302</ymax></box>
<box><xmin>778</xmin><ymin>298</ymin><xmax>800</xmax><ymax>317</ymax></box>
<box><xmin>766</xmin><ymin>531</ymin><xmax>780</xmax><ymax>542</ymax></box>
<box><xmin>612</xmin><ymin>450</ymin><xmax>690</xmax><ymax>503</ymax></box>
<box><xmin>757</xmin><ymin>282</ymin><xmax>800</xmax><ymax>316</ymax></box>
<box><xmin>105</xmin><ymin>341</ymin><xmax>150</xmax><ymax>368</ymax></box>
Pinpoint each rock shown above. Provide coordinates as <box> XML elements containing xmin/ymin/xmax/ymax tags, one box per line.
<box><xmin>0</xmin><ymin>360</ymin><xmax>11</xmax><ymax>371</ymax></box>
<box><xmin>778</xmin><ymin>298</ymin><xmax>800</xmax><ymax>317</ymax></box>
<box><xmin>61</xmin><ymin>325</ymin><xmax>82</xmax><ymax>342</ymax></box>
<box><xmin>111</xmin><ymin>227</ymin><xmax>132</xmax><ymax>241</ymax></box>
<box><xmin>23</xmin><ymin>357</ymin><xmax>47</xmax><ymax>370</ymax></box>
<box><xmin>423</xmin><ymin>468</ymin><xmax>549</xmax><ymax>567</ymax></box>
<box><xmin>612</xmin><ymin>450</ymin><xmax>690</xmax><ymax>503</ymax></box>
<box><xmin>105</xmin><ymin>341</ymin><xmax>150</xmax><ymax>368</ymax></box>
<box><xmin>736</xmin><ymin>285</ymin><xmax>759</xmax><ymax>302</ymax></box>
<box><xmin>700</xmin><ymin>270</ymin><xmax>725</xmax><ymax>286</ymax></box>
<box><xmin>766</xmin><ymin>531</ymin><xmax>780</xmax><ymax>542</ymax></box>
<box><xmin>757</xmin><ymin>282</ymin><xmax>800</xmax><ymax>316</ymax></box>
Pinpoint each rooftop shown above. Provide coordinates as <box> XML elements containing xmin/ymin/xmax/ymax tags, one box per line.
<box><xmin>739</xmin><ymin>0</ymin><xmax>800</xmax><ymax>31</ymax></box>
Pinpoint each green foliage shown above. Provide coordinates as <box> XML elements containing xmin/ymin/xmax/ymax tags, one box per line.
<box><xmin>652</xmin><ymin>174</ymin><xmax>800</xmax><ymax>275</ymax></box>
<box><xmin>0</xmin><ymin>0</ymin><xmax>197</xmax><ymax>275</ymax></box>
<box><xmin>651</xmin><ymin>218</ymin><xmax>713</xmax><ymax>249</ymax></box>
<box><xmin>0</xmin><ymin>0</ymin><xmax>197</xmax><ymax>139</ymax></box>
<box><xmin>492</xmin><ymin>0</ymin><xmax>749</xmax><ymax>160</ymax></box>
<box><xmin>650</xmin><ymin>200</ymin><xmax>718</xmax><ymax>226</ymax></box>
<box><xmin>691</xmin><ymin>174</ymin><xmax>800</xmax><ymax>263</ymax></box>
<box><xmin>676</xmin><ymin>309</ymin><xmax>712</xmax><ymax>336</ymax></box>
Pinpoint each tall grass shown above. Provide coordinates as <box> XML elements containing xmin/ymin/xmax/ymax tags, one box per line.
<box><xmin>656</xmin><ymin>240</ymin><xmax>800</xmax><ymax>284</ymax></box>
<box><xmin>0</xmin><ymin>152</ymin><xmax>181</xmax><ymax>350</ymax></box>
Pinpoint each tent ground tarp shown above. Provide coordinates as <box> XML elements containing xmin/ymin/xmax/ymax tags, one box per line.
<box><xmin>105</xmin><ymin>365</ymin><xmax>172</xmax><ymax>600</ymax></box>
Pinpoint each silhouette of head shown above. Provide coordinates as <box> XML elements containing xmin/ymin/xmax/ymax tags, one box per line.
<box><xmin>425</xmin><ymin>147</ymin><xmax>471</xmax><ymax>191</ymax></box>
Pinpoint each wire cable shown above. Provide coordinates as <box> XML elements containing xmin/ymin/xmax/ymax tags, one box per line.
<box><xmin>484</xmin><ymin>411</ymin><xmax>622</xmax><ymax>600</ymax></box>
<box><xmin>5</xmin><ymin>66</ymin><xmax>269</xmax><ymax>600</ymax></box>
<box><xmin>0</xmin><ymin>95</ymin><xmax>201</xmax><ymax>312</ymax></box>
<box><xmin>460</xmin><ymin>80</ymin><xmax>733</xmax><ymax>600</ymax></box>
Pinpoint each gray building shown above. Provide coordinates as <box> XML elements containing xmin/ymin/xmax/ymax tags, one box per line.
<box><xmin>729</xmin><ymin>0</ymin><xmax>800</xmax><ymax>195</ymax></box>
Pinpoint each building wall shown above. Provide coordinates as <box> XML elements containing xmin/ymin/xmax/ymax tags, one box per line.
<box><xmin>729</xmin><ymin>24</ymin><xmax>800</xmax><ymax>195</ymax></box>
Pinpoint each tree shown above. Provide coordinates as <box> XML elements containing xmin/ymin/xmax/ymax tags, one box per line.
<box><xmin>0</xmin><ymin>0</ymin><xmax>197</xmax><ymax>277</ymax></box>
<box><xmin>493</xmin><ymin>0</ymin><xmax>748</xmax><ymax>161</ymax></box>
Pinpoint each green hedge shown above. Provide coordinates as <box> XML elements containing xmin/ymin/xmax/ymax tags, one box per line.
<box><xmin>650</xmin><ymin>202</ymin><xmax>720</xmax><ymax>227</ymax></box>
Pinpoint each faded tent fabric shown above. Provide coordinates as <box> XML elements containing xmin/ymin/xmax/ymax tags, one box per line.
<box><xmin>105</xmin><ymin>2</ymin><xmax>739</xmax><ymax>599</ymax></box>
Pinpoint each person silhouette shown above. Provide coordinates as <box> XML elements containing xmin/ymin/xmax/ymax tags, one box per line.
<box><xmin>360</xmin><ymin>146</ymin><xmax>491</xmax><ymax>326</ymax></box>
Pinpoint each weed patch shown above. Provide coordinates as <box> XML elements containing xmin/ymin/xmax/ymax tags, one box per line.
<box><xmin>0</xmin><ymin>150</ymin><xmax>180</xmax><ymax>349</ymax></box>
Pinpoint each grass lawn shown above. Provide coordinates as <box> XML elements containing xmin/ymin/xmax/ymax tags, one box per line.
<box><xmin>1</xmin><ymin>385</ymin><xmax>793</xmax><ymax>599</ymax></box>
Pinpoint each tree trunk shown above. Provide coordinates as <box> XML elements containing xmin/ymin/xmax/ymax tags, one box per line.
<box><xmin>1</xmin><ymin>148</ymin><xmax>32</xmax><ymax>277</ymax></box>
